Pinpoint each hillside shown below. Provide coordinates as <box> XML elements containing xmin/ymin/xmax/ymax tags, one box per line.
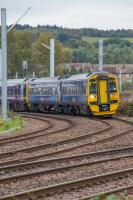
<box><xmin>2</xmin><ymin>24</ymin><xmax>133</xmax><ymax>78</ymax></box>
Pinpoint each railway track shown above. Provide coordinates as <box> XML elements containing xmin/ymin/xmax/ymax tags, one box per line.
<box><xmin>0</xmin><ymin>119</ymin><xmax>110</xmax><ymax>156</ymax></box>
<box><xmin>0</xmin><ymin>146</ymin><xmax>133</xmax><ymax>183</ymax></box>
<box><xmin>0</xmin><ymin>115</ymin><xmax>53</xmax><ymax>143</ymax></box>
<box><xmin>0</xmin><ymin>144</ymin><xmax>133</xmax><ymax>177</ymax></box>
<box><xmin>0</xmin><ymin>115</ymin><xmax>110</xmax><ymax>162</ymax></box>
<box><xmin>0</xmin><ymin>116</ymin><xmax>131</xmax><ymax>167</ymax></box>
<box><xmin>0</xmin><ymin>114</ymin><xmax>133</xmax><ymax>199</ymax></box>
<box><xmin>0</xmin><ymin>114</ymin><xmax>74</xmax><ymax>145</ymax></box>
<box><xmin>0</xmin><ymin>167</ymin><xmax>133</xmax><ymax>199</ymax></box>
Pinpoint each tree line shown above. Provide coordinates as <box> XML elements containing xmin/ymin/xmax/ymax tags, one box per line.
<box><xmin>12</xmin><ymin>24</ymin><xmax>133</xmax><ymax>38</ymax></box>
<box><xmin>1</xmin><ymin>25</ymin><xmax>133</xmax><ymax>78</ymax></box>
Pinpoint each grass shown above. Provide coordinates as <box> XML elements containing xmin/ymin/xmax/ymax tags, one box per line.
<box><xmin>0</xmin><ymin>116</ymin><xmax>24</xmax><ymax>133</ymax></box>
<box><xmin>82</xmin><ymin>36</ymin><xmax>133</xmax><ymax>44</ymax></box>
<box><xmin>91</xmin><ymin>194</ymin><xmax>131</xmax><ymax>200</ymax></box>
<box><xmin>82</xmin><ymin>36</ymin><xmax>103</xmax><ymax>44</ymax></box>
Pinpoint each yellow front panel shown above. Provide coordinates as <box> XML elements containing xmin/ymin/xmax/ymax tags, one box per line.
<box><xmin>99</xmin><ymin>80</ymin><xmax>108</xmax><ymax>104</ymax></box>
<box><xmin>110</xmin><ymin>104</ymin><xmax>118</xmax><ymax>112</ymax></box>
<box><xmin>26</xmin><ymin>82</ymin><xmax>30</xmax><ymax>108</ymax></box>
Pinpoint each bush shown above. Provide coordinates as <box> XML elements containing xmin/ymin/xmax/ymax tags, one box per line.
<box><xmin>121</xmin><ymin>81</ymin><xmax>133</xmax><ymax>92</ymax></box>
<box><xmin>0</xmin><ymin>116</ymin><xmax>24</xmax><ymax>132</ymax></box>
<box><xmin>91</xmin><ymin>194</ymin><xmax>126</xmax><ymax>200</ymax></box>
<box><xmin>117</xmin><ymin>100</ymin><xmax>133</xmax><ymax>116</ymax></box>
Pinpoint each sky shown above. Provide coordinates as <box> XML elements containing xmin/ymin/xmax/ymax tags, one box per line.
<box><xmin>0</xmin><ymin>0</ymin><xmax>133</xmax><ymax>30</ymax></box>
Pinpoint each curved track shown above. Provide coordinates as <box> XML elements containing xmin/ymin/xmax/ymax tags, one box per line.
<box><xmin>0</xmin><ymin>114</ymin><xmax>111</xmax><ymax>165</ymax></box>
<box><xmin>0</xmin><ymin>114</ymin><xmax>74</xmax><ymax>145</ymax></box>
<box><xmin>0</xmin><ymin>114</ymin><xmax>133</xmax><ymax>199</ymax></box>
<box><xmin>0</xmin><ymin>116</ymin><xmax>132</xmax><ymax>167</ymax></box>
<box><xmin>0</xmin><ymin>146</ymin><xmax>133</xmax><ymax>183</ymax></box>
<box><xmin>0</xmin><ymin>167</ymin><xmax>133</xmax><ymax>199</ymax></box>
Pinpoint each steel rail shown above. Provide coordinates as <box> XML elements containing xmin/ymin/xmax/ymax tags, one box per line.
<box><xmin>0</xmin><ymin>116</ymin><xmax>132</xmax><ymax>199</ymax></box>
<box><xmin>0</xmin><ymin>167</ymin><xmax>133</xmax><ymax>199</ymax></box>
<box><xmin>80</xmin><ymin>185</ymin><xmax>133</xmax><ymax>200</ymax></box>
<box><xmin>0</xmin><ymin>115</ymin><xmax>53</xmax><ymax>144</ymax></box>
<box><xmin>0</xmin><ymin>149</ymin><xmax>133</xmax><ymax>183</ymax></box>
<box><xmin>0</xmin><ymin>114</ymin><xmax>74</xmax><ymax>145</ymax></box>
<box><xmin>0</xmin><ymin>117</ymin><xmax>132</xmax><ymax>167</ymax></box>
<box><xmin>0</xmin><ymin>118</ymin><xmax>110</xmax><ymax>158</ymax></box>
<box><xmin>0</xmin><ymin>144</ymin><xmax>133</xmax><ymax>172</ymax></box>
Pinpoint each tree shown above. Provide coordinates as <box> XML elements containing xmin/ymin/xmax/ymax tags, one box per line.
<box><xmin>72</xmin><ymin>43</ymin><xmax>97</xmax><ymax>65</ymax></box>
<box><xmin>57</xmin><ymin>32</ymin><xmax>69</xmax><ymax>43</ymax></box>
<box><xmin>7</xmin><ymin>30</ymin><xmax>33</xmax><ymax>78</ymax></box>
<box><xmin>32</xmin><ymin>32</ymin><xmax>70</xmax><ymax>77</ymax></box>
<box><xmin>60</xmin><ymin>47</ymin><xmax>73</xmax><ymax>63</ymax></box>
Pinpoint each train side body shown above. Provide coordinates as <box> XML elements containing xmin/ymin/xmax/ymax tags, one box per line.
<box><xmin>0</xmin><ymin>72</ymin><xmax>119</xmax><ymax>116</ymax></box>
<box><xmin>28</xmin><ymin>77</ymin><xmax>61</xmax><ymax>112</ymax></box>
<box><xmin>0</xmin><ymin>79</ymin><xmax>28</xmax><ymax>111</ymax></box>
<box><xmin>60</xmin><ymin>74</ymin><xmax>89</xmax><ymax>114</ymax></box>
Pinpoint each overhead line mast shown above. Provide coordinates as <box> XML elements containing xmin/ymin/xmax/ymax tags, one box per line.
<box><xmin>1</xmin><ymin>7</ymin><xmax>31</xmax><ymax>120</ymax></box>
<box><xmin>99</xmin><ymin>39</ymin><xmax>103</xmax><ymax>71</ymax></box>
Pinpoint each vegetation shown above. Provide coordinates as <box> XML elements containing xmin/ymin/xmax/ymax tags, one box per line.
<box><xmin>121</xmin><ymin>81</ymin><xmax>133</xmax><ymax>92</ymax></box>
<box><xmin>0</xmin><ymin>116</ymin><xmax>24</xmax><ymax>132</ymax></box>
<box><xmin>117</xmin><ymin>101</ymin><xmax>133</xmax><ymax>117</ymax></box>
<box><xmin>1</xmin><ymin>24</ymin><xmax>133</xmax><ymax>78</ymax></box>
<box><xmin>91</xmin><ymin>194</ymin><xmax>127</xmax><ymax>200</ymax></box>
<box><xmin>12</xmin><ymin>24</ymin><xmax>133</xmax><ymax>38</ymax></box>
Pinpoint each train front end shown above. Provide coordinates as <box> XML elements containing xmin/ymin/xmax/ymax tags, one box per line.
<box><xmin>88</xmin><ymin>72</ymin><xmax>119</xmax><ymax>116</ymax></box>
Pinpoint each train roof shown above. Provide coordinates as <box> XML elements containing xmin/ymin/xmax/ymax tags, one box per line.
<box><xmin>59</xmin><ymin>72</ymin><xmax>113</xmax><ymax>81</ymax></box>
<box><xmin>29</xmin><ymin>77</ymin><xmax>60</xmax><ymax>83</ymax></box>
<box><xmin>0</xmin><ymin>72</ymin><xmax>114</xmax><ymax>86</ymax></box>
<box><xmin>29</xmin><ymin>74</ymin><xmax>91</xmax><ymax>83</ymax></box>
<box><xmin>7</xmin><ymin>79</ymin><xmax>28</xmax><ymax>84</ymax></box>
<box><xmin>0</xmin><ymin>79</ymin><xmax>29</xmax><ymax>86</ymax></box>
<box><xmin>59</xmin><ymin>74</ymin><xmax>89</xmax><ymax>81</ymax></box>
<box><xmin>89</xmin><ymin>71</ymin><xmax>112</xmax><ymax>77</ymax></box>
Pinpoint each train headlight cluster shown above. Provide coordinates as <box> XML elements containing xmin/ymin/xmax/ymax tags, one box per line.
<box><xmin>90</xmin><ymin>94</ymin><xmax>95</xmax><ymax>99</ymax></box>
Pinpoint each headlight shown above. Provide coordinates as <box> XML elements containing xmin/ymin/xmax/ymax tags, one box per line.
<box><xmin>90</xmin><ymin>94</ymin><xmax>95</xmax><ymax>99</ymax></box>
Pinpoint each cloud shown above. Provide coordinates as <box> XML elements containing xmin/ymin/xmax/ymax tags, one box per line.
<box><xmin>0</xmin><ymin>0</ymin><xmax>133</xmax><ymax>29</ymax></box>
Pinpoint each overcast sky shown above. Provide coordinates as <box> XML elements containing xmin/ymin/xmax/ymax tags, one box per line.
<box><xmin>0</xmin><ymin>0</ymin><xmax>133</xmax><ymax>29</ymax></box>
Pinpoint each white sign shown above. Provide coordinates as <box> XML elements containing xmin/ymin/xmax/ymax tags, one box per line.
<box><xmin>22</xmin><ymin>60</ymin><xmax>28</xmax><ymax>70</ymax></box>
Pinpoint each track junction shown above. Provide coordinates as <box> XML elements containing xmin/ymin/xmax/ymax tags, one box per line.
<box><xmin>0</xmin><ymin>113</ymin><xmax>133</xmax><ymax>199</ymax></box>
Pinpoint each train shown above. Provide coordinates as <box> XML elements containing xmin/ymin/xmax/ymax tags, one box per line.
<box><xmin>0</xmin><ymin>72</ymin><xmax>119</xmax><ymax>117</ymax></box>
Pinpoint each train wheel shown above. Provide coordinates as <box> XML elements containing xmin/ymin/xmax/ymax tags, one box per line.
<box><xmin>56</xmin><ymin>106</ymin><xmax>63</xmax><ymax>114</ymax></box>
<box><xmin>33</xmin><ymin>105</ymin><xmax>39</xmax><ymax>113</ymax></box>
<box><xmin>63</xmin><ymin>106</ymin><xmax>68</xmax><ymax>115</ymax></box>
<box><xmin>71</xmin><ymin>106</ymin><xmax>76</xmax><ymax>115</ymax></box>
<box><xmin>14</xmin><ymin>103</ymin><xmax>20</xmax><ymax>112</ymax></box>
<box><xmin>9</xmin><ymin>104</ymin><xmax>14</xmax><ymax>112</ymax></box>
<box><xmin>105</xmin><ymin>115</ymin><xmax>113</xmax><ymax>119</ymax></box>
<box><xmin>76</xmin><ymin>106</ymin><xmax>80</xmax><ymax>115</ymax></box>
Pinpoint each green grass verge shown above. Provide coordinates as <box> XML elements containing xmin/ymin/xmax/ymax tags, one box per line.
<box><xmin>91</xmin><ymin>194</ymin><xmax>128</xmax><ymax>200</ymax></box>
<box><xmin>0</xmin><ymin>116</ymin><xmax>24</xmax><ymax>133</ymax></box>
<box><xmin>82</xmin><ymin>36</ymin><xmax>133</xmax><ymax>44</ymax></box>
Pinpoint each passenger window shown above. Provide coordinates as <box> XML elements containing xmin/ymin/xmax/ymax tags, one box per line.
<box><xmin>109</xmin><ymin>81</ymin><xmax>117</xmax><ymax>93</ymax></box>
<box><xmin>8</xmin><ymin>88</ymin><xmax>14</xmax><ymax>96</ymax></box>
<box><xmin>90</xmin><ymin>82</ymin><xmax>96</xmax><ymax>94</ymax></box>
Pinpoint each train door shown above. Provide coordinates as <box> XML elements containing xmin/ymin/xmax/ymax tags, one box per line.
<box><xmin>57</xmin><ymin>82</ymin><xmax>62</xmax><ymax>104</ymax></box>
<box><xmin>99</xmin><ymin>79</ymin><xmax>108</xmax><ymax>104</ymax></box>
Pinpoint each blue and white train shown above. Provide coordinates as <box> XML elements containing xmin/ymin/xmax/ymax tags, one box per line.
<box><xmin>0</xmin><ymin>72</ymin><xmax>120</xmax><ymax>116</ymax></box>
